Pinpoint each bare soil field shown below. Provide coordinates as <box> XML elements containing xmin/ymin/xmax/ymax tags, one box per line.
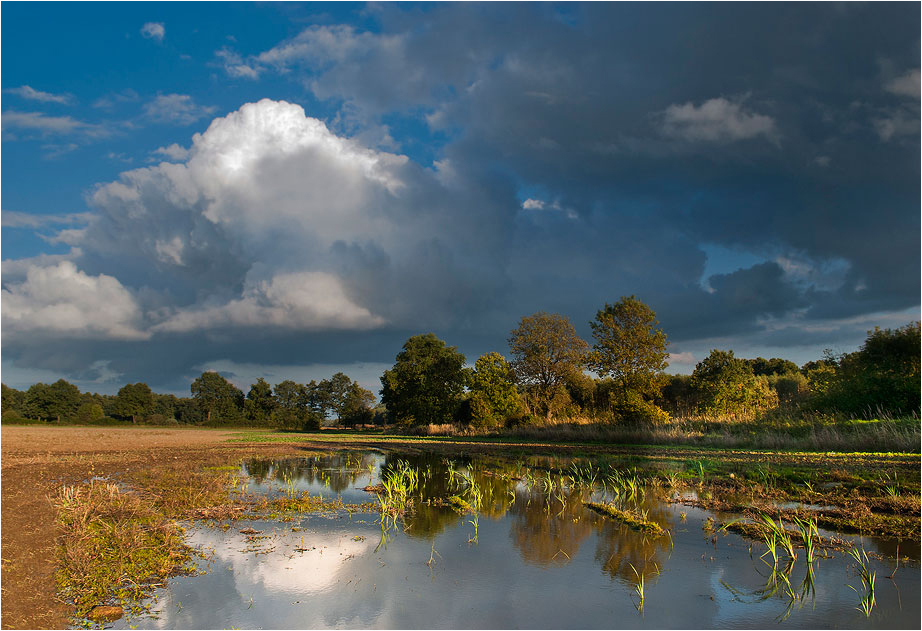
<box><xmin>1</xmin><ymin>427</ymin><xmax>298</xmax><ymax>629</ymax></box>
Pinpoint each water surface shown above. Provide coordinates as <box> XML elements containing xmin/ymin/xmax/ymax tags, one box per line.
<box><xmin>110</xmin><ymin>451</ymin><xmax>919</xmax><ymax>629</ymax></box>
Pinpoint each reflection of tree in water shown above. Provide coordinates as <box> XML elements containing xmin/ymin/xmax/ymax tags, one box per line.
<box><xmin>591</xmin><ymin>497</ymin><xmax>672</xmax><ymax>583</ymax></box>
<box><xmin>243</xmin><ymin>453</ymin><xmax>376</xmax><ymax>493</ymax></box>
<box><xmin>508</xmin><ymin>488</ymin><xmax>594</xmax><ymax>566</ymax></box>
<box><xmin>387</xmin><ymin>454</ymin><xmax>523</xmax><ymax>539</ymax></box>
<box><xmin>384</xmin><ymin>453</ymin><xmax>463</xmax><ymax>539</ymax></box>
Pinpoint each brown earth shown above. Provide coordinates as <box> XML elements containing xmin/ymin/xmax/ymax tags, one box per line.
<box><xmin>1</xmin><ymin>427</ymin><xmax>304</xmax><ymax>630</ymax></box>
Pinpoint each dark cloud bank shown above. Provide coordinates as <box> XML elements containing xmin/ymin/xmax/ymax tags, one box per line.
<box><xmin>2</xmin><ymin>3</ymin><xmax>919</xmax><ymax>393</ymax></box>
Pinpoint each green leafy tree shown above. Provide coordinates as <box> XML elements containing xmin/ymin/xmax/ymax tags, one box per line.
<box><xmin>340</xmin><ymin>382</ymin><xmax>376</xmax><ymax>428</ymax></box>
<box><xmin>380</xmin><ymin>333</ymin><xmax>468</xmax><ymax>425</ymax></box>
<box><xmin>748</xmin><ymin>357</ymin><xmax>800</xmax><ymax>377</ymax></box>
<box><xmin>272</xmin><ymin>380</ymin><xmax>321</xmax><ymax>430</ymax></box>
<box><xmin>151</xmin><ymin>393</ymin><xmax>180</xmax><ymax>421</ymax></box>
<box><xmin>817</xmin><ymin>322</ymin><xmax>920</xmax><ymax>415</ymax></box>
<box><xmin>469</xmin><ymin>352</ymin><xmax>521</xmax><ymax>428</ymax></box>
<box><xmin>1</xmin><ymin>384</ymin><xmax>25</xmax><ymax>415</ymax></box>
<box><xmin>75</xmin><ymin>402</ymin><xmax>105</xmax><ymax>424</ymax></box>
<box><xmin>245</xmin><ymin>378</ymin><xmax>277</xmax><ymax>424</ymax></box>
<box><xmin>690</xmin><ymin>349</ymin><xmax>777</xmax><ymax>416</ymax></box>
<box><xmin>508</xmin><ymin>312</ymin><xmax>588</xmax><ymax>419</ymax></box>
<box><xmin>588</xmin><ymin>296</ymin><xmax>669</xmax><ymax>407</ymax></box>
<box><xmin>24</xmin><ymin>379</ymin><xmax>82</xmax><ymax>422</ymax></box>
<box><xmin>190</xmin><ymin>372</ymin><xmax>244</xmax><ymax>424</ymax></box>
<box><xmin>114</xmin><ymin>382</ymin><xmax>154</xmax><ymax>423</ymax></box>
<box><xmin>304</xmin><ymin>380</ymin><xmax>332</xmax><ymax>420</ymax></box>
<box><xmin>324</xmin><ymin>372</ymin><xmax>356</xmax><ymax>420</ymax></box>
<box><xmin>174</xmin><ymin>397</ymin><xmax>201</xmax><ymax>424</ymax></box>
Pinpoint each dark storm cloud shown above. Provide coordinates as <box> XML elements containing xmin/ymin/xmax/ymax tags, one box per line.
<box><xmin>3</xmin><ymin>3</ymin><xmax>918</xmax><ymax>391</ymax></box>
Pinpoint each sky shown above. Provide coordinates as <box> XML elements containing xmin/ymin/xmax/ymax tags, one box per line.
<box><xmin>1</xmin><ymin>2</ymin><xmax>919</xmax><ymax>396</ymax></box>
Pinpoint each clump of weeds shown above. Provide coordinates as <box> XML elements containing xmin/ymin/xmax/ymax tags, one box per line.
<box><xmin>53</xmin><ymin>481</ymin><xmax>196</xmax><ymax>621</ymax></box>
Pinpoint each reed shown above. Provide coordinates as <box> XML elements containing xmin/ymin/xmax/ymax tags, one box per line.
<box><xmin>757</xmin><ymin>514</ymin><xmax>796</xmax><ymax>562</ymax></box>
<box><xmin>791</xmin><ymin>516</ymin><xmax>819</xmax><ymax>563</ymax></box>
<box><xmin>847</xmin><ymin>545</ymin><xmax>876</xmax><ymax>617</ymax></box>
<box><xmin>629</xmin><ymin>564</ymin><xmax>645</xmax><ymax>614</ymax></box>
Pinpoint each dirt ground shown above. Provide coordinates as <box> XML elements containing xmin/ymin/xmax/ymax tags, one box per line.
<box><xmin>0</xmin><ymin>427</ymin><xmax>301</xmax><ymax>630</ymax></box>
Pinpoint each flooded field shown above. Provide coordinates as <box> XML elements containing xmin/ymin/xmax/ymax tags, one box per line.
<box><xmin>104</xmin><ymin>451</ymin><xmax>918</xmax><ymax>629</ymax></box>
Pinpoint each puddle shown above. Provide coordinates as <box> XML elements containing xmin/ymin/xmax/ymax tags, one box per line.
<box><xmin>107</xmin><ymin>452</ymin><xmax>919</xmax><ymax>629</ymax></box>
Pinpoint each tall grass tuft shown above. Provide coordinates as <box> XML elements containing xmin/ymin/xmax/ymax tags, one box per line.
<box><xmin>792</xmin><ymin>516</ymin><xmax>819</xmax><ymax>563</ymax></box>
<box><xmin>848</xmin><ymin>545</ymin><xmax>876</xmax><ymax>617</ymax></box>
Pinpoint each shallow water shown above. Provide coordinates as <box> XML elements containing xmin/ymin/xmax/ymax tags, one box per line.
<box><xmin>109</xmin><ymin>452</ymin><xmax>919</xmax><ymax>629</ymax></box>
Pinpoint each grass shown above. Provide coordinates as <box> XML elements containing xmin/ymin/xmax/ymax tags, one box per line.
<box><xmin>757</xmin><ymin>514</ymin><xmax>796</xmax><ymax>562</ymax></box>
<box><xmin>629</xmin><ymin>564</ymin><xmax>645</xmax><ymax>614</ymax></box>
<box><xmin>847</xmin><ymin>545</ymin><xmax>876</xmax><ymax>617</ymax></box>
<box><xmin>791</xmin><ymin>515</ymin><xmax>819</xmax><ymax>563</ymax></box>
<box><xmin>53</xmin><ymin>481</ymin><xmax>195</xmax><ymax>620</ymax></box>
<box><xmin>584</xmin><ymin>502</ymin><xmax>665</xmax><ymax>536</ymax></box>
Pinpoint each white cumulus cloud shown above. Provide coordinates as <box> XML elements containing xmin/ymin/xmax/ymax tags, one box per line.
<box><xmin>154</xmin><ymin>270</ymin><xmax>385</xmax><ymax>333</ymax></box>
<box><xmin>1</xmin><ymin>261</ymin><xmax>148</xmax><ymax>340</ymax></box>
<box><xmin>151</xmin><ymin>143</ymin><xmax>191</xmax><ymax>161</ymax></box>
<box><xmin>51</xmin><ymin>98</ymin><xmax>511</xmax><ymax>337</ymax></box>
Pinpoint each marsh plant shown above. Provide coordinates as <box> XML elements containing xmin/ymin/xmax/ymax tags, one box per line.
<box><xmin>629</xmin><ymin>564</ymin><xmax>645</xmax><ymax>614</ymax></box>
<box><xmin>757</xmin><ymin>514</ymin><xmax>796</xmax><ymax>564</ymax></box>
<box><xmin>847</xmin><ymin>545</ymin><xmax>876</xmax><ymax>617</ymax></box>
<box><xmin>792</xmin><ymin>516</ymin><xmax>820</xmax><ymax>563</ymax></box>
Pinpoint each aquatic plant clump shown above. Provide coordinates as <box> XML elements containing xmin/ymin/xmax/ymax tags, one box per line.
<box><xmin>584</xmin><ymin>502</ymin><xmax>665</xmax><ymax>536</ymax></box>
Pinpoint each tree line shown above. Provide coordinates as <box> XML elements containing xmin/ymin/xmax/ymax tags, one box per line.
<box><xmin>1</xmin><ymin>371</ymin><xmax>376</xmax><ymax>430</ymax></box>
<box><xmin>2</xmin><ymin>297</ymin><xmax>918</xmax><ymax>429</ymax></box>
<box><xmin>381</xmin><ymin>298</ymin><xmax>919</xmax><ymax>428</ymax></box>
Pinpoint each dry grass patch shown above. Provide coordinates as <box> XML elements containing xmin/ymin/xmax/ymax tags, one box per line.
<box><xmin>53</xmin><ymin>481</ymin><xmax>195</xmax><ymax>620</ymax></box>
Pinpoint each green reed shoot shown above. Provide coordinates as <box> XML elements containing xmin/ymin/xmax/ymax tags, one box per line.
<box><xmin>758</xmin><ymin>514</ymin><xmax>796</xmax><ymax>562</ymax></box>
<box><xmin>629</xmin><ymin>564</ymin><xmax>645</xmax><ymax>614</ymax></box>
<box><xmin>468</xmin><ymin>513</ymin><xmax>479</xmax><ymax>544</ymax></box>
<box><xmin>847</xmin><ymin>545</ymin><xmax>876</xmax><ymax>617</ymax></box>
<box><xmin>792</xmin><ymin>516</ymin><xmax>819</xmax><ymax>563</ymax></box>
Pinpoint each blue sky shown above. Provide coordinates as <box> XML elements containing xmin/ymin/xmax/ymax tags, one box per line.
<box><xmin>2</xmin><ymin>2</ymin><xmax>919</xmax><ymax>395</ymax></box>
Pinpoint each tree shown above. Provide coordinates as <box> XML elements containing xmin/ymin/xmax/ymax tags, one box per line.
<box><xmin>191</xmin><ymin>372</ymin><xmax>243</xmax><ymax>424</ymax></box>
<box><xmin>469</xmin><ymin>352</ymin><xmax>521</xmax><ymax>428</ymax></box>
<box><xmin>272</xmin><ymin>380</ymin><xmax>323</xmax><ymax>430</ymax></box>
<box><xmin>380</xmin><ymin>333</ymin><xmax>468</xmax><ymax>425</ymax></box>
<box><xmin>114</xmin><ymin>382</ymin><xmax>154</xmax><ymax>423</ymax></box>
<box><xmin>816</xmin><ymin>322</ymin><xmax>920</xmax><ymax>415</ymax></box>
<box><xmin>304</xmin><ymin>380</ymin><xmax>332</xmax><ymax>420</ymax></box>
<box><xmin>748</xmin><ymin>357</ymin><xmax>799</xmax><ymax>377</ymax></box>
<box><xmin>245</xmin><ymin>378</ymin><xmax>276</xmax><ymax>424</ymax></box>
<box><xmin>24</xmin><ymin>379</ymin><xmax>81</xmax><ymax>422</ymax></box>
<box><xmin>508</xmin><ymin>312</ymin><xmax>588</xmax><ymax>419</ymax></box>
<box><xmin>324</xmin><ymin>372</ymin><xmax>355</xmax><ymax>420</ymax></box>
<box><xmin>340</xmin><ymin>382</ymin><xmax>376</xmax><ymax>428</ymax></box>
<box><xmin>1</xmin><ymin>384</ymin><xmax>25</xmax><ymax>416</ymax></box>
<box><xmin>588</xmin><ymin>296</ymin><xmax>669</xmax><ymax>407</ymax></box>
<box><xmin>75</xmin><ymin>402</ymin><xmax>105</xmax><ymax>424</ymax></box>
<box><xmin>690</xmin><ymin>349</ymin><xmax>776</xmax><ymax>416</ymax></box>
